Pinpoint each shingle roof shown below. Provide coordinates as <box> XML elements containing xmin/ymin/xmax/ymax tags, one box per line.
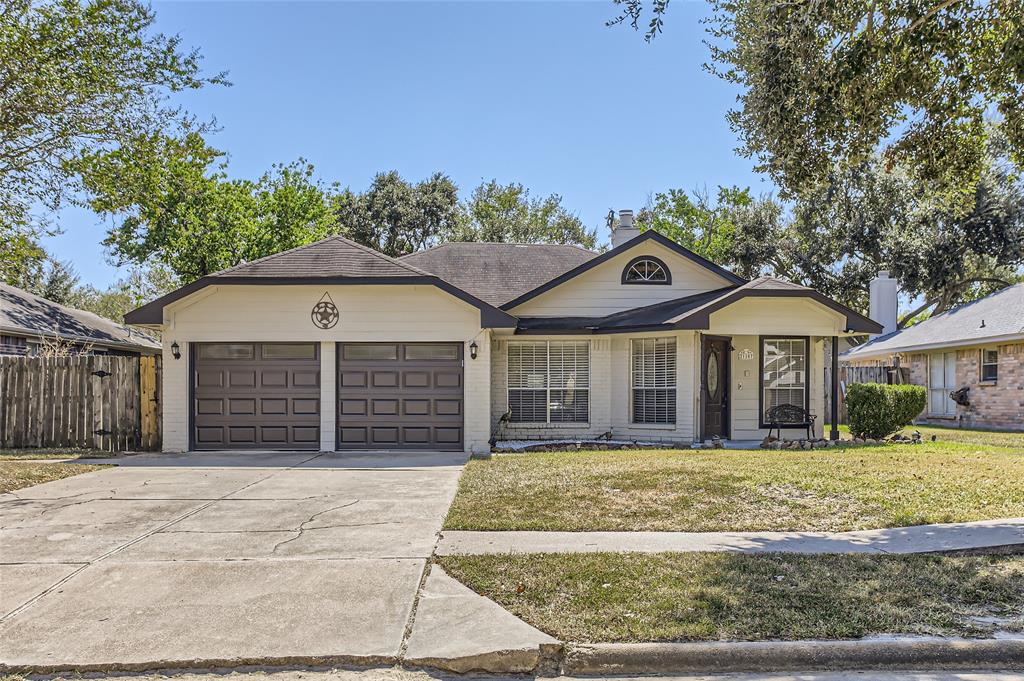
<box><xmin>399</xmin><ymin>242</ymin><xmax>598</xmax><ymax>307</ymax></box>
<box><xmin>843</xmin><ymin>283</ymin><xmax>1024</xmax><ymax>360</ymax></box>
<box><xmin>0</xmin><ymin>283</ymin><xmax>160</xmax><ymax>352</ymax></box>
<box><xmin>214</xmin><ymin>235</ymin><xmax>430</xmax><ymax>279</ymax></box>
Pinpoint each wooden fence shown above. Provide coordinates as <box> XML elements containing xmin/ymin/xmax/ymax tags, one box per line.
<box><xmin>824</xmin><ymin>364</ymin><xmax>910</xmax><ymax>425</ymax></box>
<box><xmin>0</xmin><ymin>355</ymin><xmax>161</xmax><ymax>451</ymax></box>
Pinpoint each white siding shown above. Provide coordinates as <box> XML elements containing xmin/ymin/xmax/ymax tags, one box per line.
<box><xmin>707</xmin><ymin>297</ymin><xmax>846</xmax><ymax>337</ymax></box>
<box><xmin>509</xmin><ymin>241</ymin><xmax>734</xmax><ymax>317</ymax></box>
<box><xmin>160</xmin><ymin>284</ymin><xmax>489</xmax><ymax>454</ymax></box>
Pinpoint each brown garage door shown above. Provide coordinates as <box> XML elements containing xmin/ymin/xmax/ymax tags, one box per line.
<box><xmin>337</xmin><ymin>343</ymin><xmax>463</xmax><ymax>450</ymax></box>
<box><xmin>192</xmin><ymin>343</ymin><xmax>320</xmax><ymax>450</ymax></box>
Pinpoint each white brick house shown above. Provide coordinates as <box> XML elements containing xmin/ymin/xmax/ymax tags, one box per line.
<box><xmin>126</xmin><ymin>213</ymin><xmax>881</xmax><ymax>454</ymax></box>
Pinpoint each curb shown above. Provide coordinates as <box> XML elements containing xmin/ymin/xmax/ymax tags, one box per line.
<box><xmin>562</xmin><ymin>638</ymin><xmax>1024</xmax><ymax>675</ymax></box>
<box><xmin>0</xmin><ymin>654</ymin><xmax>397</xmax><ymax>676</ymax></box>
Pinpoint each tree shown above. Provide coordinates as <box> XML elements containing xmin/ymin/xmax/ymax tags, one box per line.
<box><xmin>2</xmin><ymin>251</ymin><xmax>81</xmax><ymax>305</ymax></box>
<box><xmin>71</xmin><ymin>264</ymin><xmax>179</xmax><ymax>322</ymax></box>
<box><xmin>638</xmin><ymin>185</ymin><xmax>785</xmax><ymax>280</ymax></box>
<box><xmin>78</xmin><ymin>133</ymin><xmax>342</xmax><ymax>281</ymax></box>
<box><xmin>337</xmin><ymin>171</ymin><xmax>461</xmax><ymax>257</ymax></box>
<box><xmin>611</xmin><ymin>1</ymin><xmax>1022</xmax><ymax>201</ymax></box>
<box><xmin>449</xmin><ymin>180</ymin><xmax>598</xmax><ymax>248</ymax></box>
<box><xmin>0</xmin><ymin>0</ymin><xmax>224</xmax><ymax>232</ymax></box>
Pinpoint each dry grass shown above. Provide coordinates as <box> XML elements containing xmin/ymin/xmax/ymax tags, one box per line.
<box><xmin>0</xmin><ymin>461</ymin><xmax>107</xmax><ymax>493</ymax></box>
<box><xmin>0</xmin><ymin>448</ymin><xmax>110</xmax><ymax>460</ymax></box>
<box><xmin>898</xmin><ymin>425</ymin><xmax>1024</xmax><ymax>449</ymax></box>
<box><xmin>446</xmin><ymin>441</ymin><xmax>1024</xmax><ymax>532</ymax></box>
<box><xmin>439</xmin><ymin>551</ymin><xmax>1024</xmax><ymax>642</ymax></box>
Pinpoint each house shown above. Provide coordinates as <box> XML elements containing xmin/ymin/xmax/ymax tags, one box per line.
<box><xmin>1</xmin><ymin>283</ymin><xmax>160</xmax><ymax>357</ymax></box>
<box><xmin>842</xmin><ymin>279</ymin><xmax>1024</xmax><ymax>431</ymax></box>
<box><xmin>125</xmin><ymin>210</ymin><xmax>881</xmax><ymax>453</ymax></box>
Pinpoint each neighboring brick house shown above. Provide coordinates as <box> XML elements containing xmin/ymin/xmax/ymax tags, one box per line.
<box><xmin>843</xmin><ymin>282</ymin><xmax>1024</xmax><ymax>431</ymax></box>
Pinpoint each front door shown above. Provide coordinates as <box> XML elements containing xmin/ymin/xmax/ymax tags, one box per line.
<box><xmin>702</xmin><ymin>336</ymin><xmax>730</xmax><ymax>439</ymax></box>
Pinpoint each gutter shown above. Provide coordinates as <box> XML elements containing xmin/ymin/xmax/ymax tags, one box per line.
<box><xmin>842</xmin><ymin>332</ymin><xmax>1024</xmax><ymax>361</ymax></box>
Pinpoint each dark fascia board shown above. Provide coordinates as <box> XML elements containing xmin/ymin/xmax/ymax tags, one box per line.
<box><xmin>499</xmin><ymin>230</ymin><xmax>748</xmax><ymax>311</ymax></box>
<box><xmin>124</xmin><ymin>275</ymin><xmax>518</xmax><ymax>328</ymax></box>
<box><xmin>672</xmin><ymin>288</ymin><xmax>883</xmax><ymax>333</ymax></box>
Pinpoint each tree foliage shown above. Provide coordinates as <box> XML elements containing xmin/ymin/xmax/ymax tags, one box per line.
<box><xmin>0</xmin><ymin>0</ymin><xmax>224</xmax><ymax>231</ymax></box>
<box><xmin>336</xmin><ymin>171</ymin><xmax>461</xmax><ymax>257</ymax></box>
<box><xmin>613</xmin><ymin>0</ymin><xmax>1023</xmax><ymax>201</ymax></box>
<box><xmin>70</xmin><ymin>264</ymin><xmax>179</xmax><ymax>322</ymax></box>
<box><xmin>450</xmin><ymin>180</ymin><xmax>598</xmax><ymax>248</ymax></box>
<box><xmin>78</xmin><ymin>133</ymin><xmax>342</xmax><ymax>280</ymax></box>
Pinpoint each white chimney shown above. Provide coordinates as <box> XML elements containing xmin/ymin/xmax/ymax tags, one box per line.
<box><xmin>869</xmin><ymin>271</ymin><xmax>898</xmax><ymax>336</ymax></box>
<box><xmin>611</xmin><ymin>209</ymin><xmax>641</xmax><ymax>248</ymax></box>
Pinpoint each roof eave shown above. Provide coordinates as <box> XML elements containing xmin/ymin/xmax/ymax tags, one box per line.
<box><xmin>842</xmin><ymin>331</ymin><xmax>1024</xmax><ymax>360</ymax></box>
<box><xmin>499</xmin><ymin>231</ymin><xmax>747</xmax><ymax>311</ymax></box>
<box><xmin>124</xmin><ymin>276</ymin><xmax>518</xmax><ymax>329</ymax></box>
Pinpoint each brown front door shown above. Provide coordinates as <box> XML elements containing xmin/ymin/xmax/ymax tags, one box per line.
<box><xmin>337</xmin><ymin>343</ymin><xmax>463</xmax><ymax>450</ymax></box>
<box><xmin>192</xmin><ymin>342</ymin><xmax>321</xmax><ymax>450</ymax></box>
<box><xmin>702</xmin><ymin>336</ymin><xmax>730</xmax><ymax>439</ymax></box>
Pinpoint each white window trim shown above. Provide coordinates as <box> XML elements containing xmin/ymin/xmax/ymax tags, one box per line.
<box><xmin>980</xmin><ymin>347</ymin><xmax>999</xmax><ymax>384</ymax></box>
<box><xmin>507</xmin><ymin>340</ymin><xmax>591</xmax><ymax>425</ymax></box>
<box><xmin>630</xmin><ymin>337</ymin><xmax>678</xmax><ymax>425</ymax></box>
<box><xmin>759</xmin><ymin>336</ymin><xmax>809</xmax><ymax>426</ymax></box>
<box><xmin>927</xmin><ymin>351</ymin><xmax>957</xmax><ymax>417</ymax></box>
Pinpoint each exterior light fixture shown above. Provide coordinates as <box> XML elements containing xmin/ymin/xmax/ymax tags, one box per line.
<box><xmin>469</xmin><ymin>341</ymin><xmax>478</xmax><ymax>360</ymax></box>
<box><xmin>171</xmin><ymin>341</ymin><xmax>181</xmax><ymax>360</ymax></box>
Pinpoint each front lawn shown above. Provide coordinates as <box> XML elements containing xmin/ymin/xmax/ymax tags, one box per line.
<box><xmin>0</xmin><ymin>462</ymin><xmax>107</xmax><ymax>493</ymax></box>
<box><xmin>438</xmin><ymin>551</ymin><xmax>1024</xmax><ymax>642</ymax></box>
<box><xmin>446</xmin><ymin>441</ymin><xmax>1024</xmax><ymax>532</ymax></box>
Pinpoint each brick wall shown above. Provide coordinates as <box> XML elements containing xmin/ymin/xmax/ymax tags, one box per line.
<box><xmin>911</xmin><ymin>344</ymin><xmax>1023</xmax><ymax>431</ymax></box>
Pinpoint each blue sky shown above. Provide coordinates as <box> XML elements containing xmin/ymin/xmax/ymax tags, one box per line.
<box><xmin>47</xmin><ymin>0</ymin><xmax>769</xmax><ymax>288</ymax></box>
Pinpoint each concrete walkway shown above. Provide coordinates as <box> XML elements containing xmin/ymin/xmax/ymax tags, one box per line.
<box><xmin>437</xmin><ymin>518</ymin><xmax>1024</xmax><ymax>555</ymax></box>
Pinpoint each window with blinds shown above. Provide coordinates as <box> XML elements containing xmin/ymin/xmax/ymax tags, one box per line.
<box><xmin>761</xmin><ymin>337</ymin><xmax>807</xmax><ymax>422</ymax></box>
<box><xmin>631</xmin><ymin>337</ymin><xmax>677</xmax><ymax>424</ymax></box>
<box><xmin>508</xmin><ymin>341</ymin><xmax>590</xmax><ymax>423</ymax></box>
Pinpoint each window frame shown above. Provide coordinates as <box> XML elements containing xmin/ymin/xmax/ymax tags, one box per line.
<box><xmin>630</xmin><ymin>337</ymin><xmax>678</xmax><ymax>425</ymax></box>
<box><xmin>621</xmin><ymin>255</ymin><xmax>672</xmax><ymax>285</ymax></box>
<box><xmin>507</xmin><ymin>340</ymin><xmax>590</xmax><ymax>424</ymax></box>
<box><xmin>980</xmin><ymin>348</ymin><xmax>998</xmax><ymax>383</ymax></box>
<box><xmin>758</xmin><ymin>335</ymin><xmax>810</xmax><ymax>428</ymax></box>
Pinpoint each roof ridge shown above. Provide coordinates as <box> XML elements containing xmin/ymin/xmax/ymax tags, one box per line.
<box><xmin>328</xmin><ymin>234</ymin><xmax>434</xmax><ymax>276</ymax></box>
<box><xmin>213</xmin><ymin>235</ymin><xmax>343</xmax><ymax>277</ymax></box>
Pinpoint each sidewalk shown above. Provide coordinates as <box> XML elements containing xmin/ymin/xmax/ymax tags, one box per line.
<box><xmin>437</xmin><ymin>518</ymin><xmax>1024</xmax><ymax>555</ymax></box>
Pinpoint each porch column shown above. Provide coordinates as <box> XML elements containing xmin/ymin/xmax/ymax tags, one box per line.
<box><xmin>830</xmin><ymin>336</ymin><xmax>839</xmax><ymax>441</ymax></box>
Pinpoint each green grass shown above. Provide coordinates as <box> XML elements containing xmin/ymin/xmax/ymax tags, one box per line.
<box><xmin>446</xmin><ymin>441</ymin><xmax>1024</xmax><ymax>532</ymax></box>
<box><xmin>0</xmin><ymin>448</ymin><xmax>111</xmax><ymax>461</ymax></box>
<box><xmin>892</xmin><ymin>424</ymin><xmax>1022</xmax><ymax>449</ymax></box>
<box><xmin>0</xmin><ymin>461</ymin><xmax>107</xmax><ymax>493</ymax></box>
<box><xmin>439</xmin><ymin>551</ymin><xmax>1024</xmax><ymax>643</ymax></box>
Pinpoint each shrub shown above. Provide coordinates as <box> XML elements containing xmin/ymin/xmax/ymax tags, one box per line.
<box><xmin>847</xmin><ymin>383</ymin><xmax>927</xmax><ymax>439</ymax></box>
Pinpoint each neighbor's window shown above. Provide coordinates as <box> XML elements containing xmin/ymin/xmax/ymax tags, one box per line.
<box><xmin>507</xmin><ymin>341</ymin><xmax>589</xmax><ymax>423</ymax></box>
<box><xmin>622</xmin><ymin>256</ymin><xmax>671</xmax><ymax>284</ymax></box>
<box><xmin>631</xmin><ymin>337</ymin><xmax>677</xmax><ymax>424</ymax></box>
<box><xmin>760</xmin><ymin>337</ymin><xmax>807</xmax><ymax>423</ymax></box>
<box><xmin>981</xmin><ymin>348</ymin><xmax>999</xmax><ymax>382</ymax></box>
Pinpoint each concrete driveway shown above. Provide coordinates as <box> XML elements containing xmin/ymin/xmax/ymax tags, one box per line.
<box><xmin>0</xmin><ymin>450</ymin><xmax>467</xmax><ymax>670</ymax></box>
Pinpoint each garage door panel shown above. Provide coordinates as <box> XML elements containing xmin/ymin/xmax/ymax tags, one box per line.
<box><xmin>337</xmin><ymin>343</ymin><xmax>463</xmax><ymax>451</ymax></box>
<box><xmin>192</xmin><ymin>343</ymin><xmax>320</xmax><ymax>451</ymax></box>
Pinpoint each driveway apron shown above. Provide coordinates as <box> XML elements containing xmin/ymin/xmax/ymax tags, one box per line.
<box><xmin>0</xmin><ymin>450</ymin><xmax>466</xmax><ymax>670</ymax></box>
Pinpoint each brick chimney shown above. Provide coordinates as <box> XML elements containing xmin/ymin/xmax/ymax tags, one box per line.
<box><xmin>869</xmin><ymin>271</ymin><xmax>898</xmax><ymax>335</ymax></box>
<box><xmin>611</xmin><ymin>209</ymin><xmax>641</xmax><ymax>248</ymax></box>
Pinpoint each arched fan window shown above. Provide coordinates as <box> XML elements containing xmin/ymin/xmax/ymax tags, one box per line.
<box><xmin>622</xmin><ymin>256</ymin><xmax>671</xmax><ymax>285</ymax></box>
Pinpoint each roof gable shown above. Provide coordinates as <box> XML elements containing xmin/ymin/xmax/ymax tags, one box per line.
<box><xmin>501</xmin><ymin>231</ymin><xmax>746</xmax><ymax>312</ymax></box>
<box><xmin>124</xmin><ymin>235</ymin><xmax>517</xmax><ymax>328</ymax></box>
<box><xmin>399</xmin><ymin>242</ymin><xmax>597</xmax><ymax>306</ymax></box>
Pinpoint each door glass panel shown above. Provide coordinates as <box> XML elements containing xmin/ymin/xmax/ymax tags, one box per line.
<box><xmin>343</xmin><ymin>344</ymin><xmax>398</xmax><ymax>361</ymax></box>
<box><xmin>404</xmin><ymin>345</ymin><xmax>459</xmax><ymax>361</ymax></box>
<box><xmin>262</xmin><ymin>343</ymin><xmax>317</xmax><ymax>360</ymax></box>
<box><xmin>706</xmin><ymin>352</ymin><xmax>719</xmax><ymax>398</ymax></box>
<box><xmin>198</xmin><ymin>344</ymin><xmax>254</xmax><ymax>360</ymax></box>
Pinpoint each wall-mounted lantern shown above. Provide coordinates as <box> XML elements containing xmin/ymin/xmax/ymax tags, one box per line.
<box><xmin>171</xmin><ymin>341</ymin><xmax>181</xmax><ymax>360</ymax></box>
<box><xmin>469</xmin><ymin>341</ymin><xmax>478</xmax><ymax>360</ymax></box>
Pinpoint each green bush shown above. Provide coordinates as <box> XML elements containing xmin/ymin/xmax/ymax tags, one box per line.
<box><xmin>847</xmin><ymin>383</ymin><xmax>927</xmax><ymax>439</ymax></box>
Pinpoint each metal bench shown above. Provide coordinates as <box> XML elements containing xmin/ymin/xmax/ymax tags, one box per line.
<box><xmin>765</xmin><ymin>404</ymin><xmax>817</xmax><ymax>440</ymax></box>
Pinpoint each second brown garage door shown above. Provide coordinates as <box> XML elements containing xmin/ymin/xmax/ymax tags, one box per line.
<box><xmin>337</xmin><ymin>343</ymin><xmax>463</xmax><ymax>450</ymax></box>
